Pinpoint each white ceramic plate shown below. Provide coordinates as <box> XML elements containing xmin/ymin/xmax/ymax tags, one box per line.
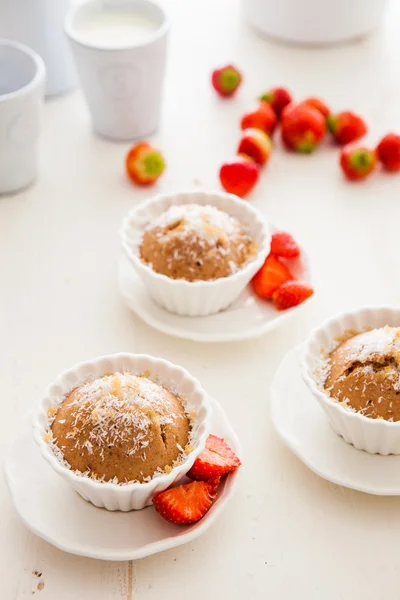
<box><xmin>4</xmin><ymin>397</ymin><xmax>241</xmax><ymax>561</ymax></box>
<box><xmin>270</xmin><ymin>346</ymin><xmax>400</xmax><ymax>496</ymax></box>
<box><xmin>118</xmin><ymin>243</ymin><xmax>311</xmax><ymax>343</ymax></box>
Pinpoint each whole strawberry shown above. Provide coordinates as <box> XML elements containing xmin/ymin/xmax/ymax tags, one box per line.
<box><xmin>301</xmin><ymin>97</ymin><xmax>330</xmax><ymax>118</ymax></box>
<box><xmin>272</xmin><ymin>280</ymin><xmax>314</xmax><ymax>310</ymax></box>
<box><xmin>340</xmin><ymin>144</ymin><xmax>377</xmax><ymax>181</ymax></box>
<box><xmin>376</xmin><ymin>133</ymin><xmax>400</xmax><ymax>172</ymax></box>
<box><xmin>211</xmin><ymin>64</ymin><xmax>242</xmax><ymax>98</ymax></box>
<box><xmin>327</xmin><ymin>111</ymin><xmax>367</xmax><ymax>145</ymax></box>
<box><xmin>219</xmin><ymin>156</ymin><xmax>259</xmax><ymax>197</ymax></box>
<box><xmin>241</xmin><ymin>102</ymin><xmax>277</xmax><ymax>136</ymax></box>
<box><xmin>281</xmin><ymin>103</ymin><xmax>326</xmax><ymax>153</ymax></box>
<box><xmin>259</xmin><ymin>87</ymin><xmax>292</xmax><ymax>118</ymax></box>
<box><xmin>125</xmin><ymin>142</ymin><xmax>165</xmax><ymax>185</ymax></box>
<box><xmin>237</xmin><ymin>128</ymin><xmax>272</xmax><ymax>166</ymax></box>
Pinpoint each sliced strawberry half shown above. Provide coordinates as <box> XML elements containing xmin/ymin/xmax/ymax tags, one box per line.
<box><xmin>270</xmin><ymin>231</ymin><xmax>300</xmax><ymax>259</ymax></box>
<box><xmin>272</xmin><ymin>280</ymin><xmax>314</xmax><ymax>310</ymax></box>
<box><xmin>187</xmin><ymin>434</ymin><xmax>241</xmax><ymax>481</ymax></box>
<box><xmin>153</xmin><ymin>478</ymin><xmax>218</xmax><ymax>525</ymax></box>
<box><xmin>251</xmin><ymin>254</ymin><xmax>293</xmax><ymax>299</ymax></box>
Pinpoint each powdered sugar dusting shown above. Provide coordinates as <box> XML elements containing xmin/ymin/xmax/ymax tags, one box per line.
<box><xmin>153</xmin><ymin>203</ymin><xmax>240</xmax><ymax>243</ymax></box>
<box><xmin>341</xmin><ymin>326</ymin><xmax>396</xmax><ymax>363</ymax></box>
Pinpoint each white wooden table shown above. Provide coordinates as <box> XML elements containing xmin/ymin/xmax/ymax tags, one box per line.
<box><xmin>2</xmin><ymin>0</ymin><xmax>400</xmax><ymax>597</ymax></box>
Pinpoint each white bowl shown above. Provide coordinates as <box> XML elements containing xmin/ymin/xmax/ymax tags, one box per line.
<box><xmin>244</xmin><ymin>0</ymin><xmax>389</xmax><ymax>46</ymax></box>
<box><xmin>301</xmin><ymin>306</ymin><xmax>400</xmax><ymax>455</ymax></box>
<box><xmin>120</xmin><ymin>191</ymin><xmax>271</xmax><ymax>316</ymax></box>
<box><xmin>32</xmin><ymin>353</ymin><xmax>212</xmax><ymax>511</ymax></box>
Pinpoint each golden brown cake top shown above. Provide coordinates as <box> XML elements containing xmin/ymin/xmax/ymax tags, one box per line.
<box><xmin>323</xmin><ymin>326</ymin><xmax>400</xmax><ymax>421</ymax></box>
<box><xmin>139</xmin><ymin>203</ymin><xmax>256</xmax><ymax>281</ymax></box>
<box><xmin>46</xmin><ymin>373</ymin><xmax>192</xmax><ymax>483</ymax></box>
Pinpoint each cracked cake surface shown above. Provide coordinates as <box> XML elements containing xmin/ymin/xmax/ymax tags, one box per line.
<box><xmin>46</xmin><ymin>372</ymin><xmax>191</xmax><ymax>484</ymax></box>
<box><xmin>139</xmin><ymin>203</ymin><xmax>257</xmax><ymax>282</ymax></box>
<box><xmin>324</xmin><ymin>326</ymin><xmax>400</xmax><ymax>421</ymax></box>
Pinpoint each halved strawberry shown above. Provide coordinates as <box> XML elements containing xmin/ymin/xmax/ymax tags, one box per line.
<box><xmin>187</xmin><ymin>434</ymin><xmax>241</xmax><ymax>481</ymax></box>
<box><xmin>125</xmin><ymin>142</ymin><xmax>165</xmax><ymax>185</ymax></box>
<box><xmin>272</xmin><ymin>280</ymin><xmax>314</xmax><ymax>310</ymax></box>
<box><xmin>219</xmin><ymin>156</ymin><xmax>259</xmax><ymax>197</ymax></box>
<box><xmin>251</xmin><ymin>254</ymin><xmax>293</xmax><ymax>299</ymax></box>
<box><xmin>153</xmin><ymin>478</ymin><xmax>218</xmax><ymax>525</ymax></box>
<box><xmin>270</xmin><ymin>231</ymin><xmax>300</xmax><ymax>258</ymax></box>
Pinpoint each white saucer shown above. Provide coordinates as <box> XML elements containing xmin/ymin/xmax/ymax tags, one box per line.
<box><xmin>118</xmin><ymin>249</ymin><xmax>311</xmax><ymax>343</ymax></box>
<box><xmin>4</xmin><ymin>397</ymin><xmax>241</xmax><ymax>561</ymax></box>
<box><xmin>270</xmin><ymin>347</ymin><xmax>400</xmax><ymax>496</ymax></box>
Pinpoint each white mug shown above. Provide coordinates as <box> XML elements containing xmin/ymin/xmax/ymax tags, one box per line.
<box><xmin>0</xmin><ymin>40</ymin><xmax>46</xmax><ymax>195</ymax></box>
<box><xmin>0</xmin><ymin>0</ymin><xmax>76</xmax><ymax>97</ymax></box>
<box><xmin>65</xmin><ymin>0</ymin><xmax>169</xmax><ymax>141</ymax></box>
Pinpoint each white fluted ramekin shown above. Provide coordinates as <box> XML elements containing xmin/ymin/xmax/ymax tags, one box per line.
<box><xmin>32</xmin><ymin>353</ymin><xmax>212</xmax><ymax>511</ymax></box>
<box><xmin>120</xmin><ymin>191</ymin><xmax>271</xmax><ymax>316</ymax></box>
<box><xmin>302</xmin><ymin>306</ymin><xmax>400</xmax><ymax>455</ymax></box>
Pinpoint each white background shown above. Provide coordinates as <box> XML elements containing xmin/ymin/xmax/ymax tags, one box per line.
<box><xmin>2</xmin><ymin>0</ymin><xmax>400</xmax><ymax>597</ymax></box>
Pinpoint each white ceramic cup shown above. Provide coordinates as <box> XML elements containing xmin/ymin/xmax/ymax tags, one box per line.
<box><xmin>65</xmin><ymin>0</ymin><xmax>169</xmax><ymax>141</ymax></box>
<box><xmin>0</xmin><ymin>40</ymin><xmax>45</xmax><ymax>195</ymax></box>
<box><xmin>244</xmin><ymin>0</ymin><xmax>389</xmax><ymax>45</ymax></box>
<box><xmin>0</xmin><ymin>0</ymin><xmax>76</xmax><ymax>97</ymax></box>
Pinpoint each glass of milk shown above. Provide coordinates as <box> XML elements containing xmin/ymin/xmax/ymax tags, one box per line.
<box><xmin>65</xmin><ymin>0</ymin><xmax>169</xmax><ymax>141</ymax></box>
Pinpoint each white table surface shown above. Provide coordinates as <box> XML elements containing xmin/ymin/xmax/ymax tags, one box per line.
<box><xmin>2</xmin><ymin>0</ymin><xmax>400</xmax><ymax>597</ymax></box>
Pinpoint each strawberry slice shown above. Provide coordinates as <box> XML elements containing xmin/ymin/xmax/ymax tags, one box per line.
<box><xmin>187</xmin><ymin>434</ymin><xmax>241</xmax><ymax>481</ymax></box>
<box><xmin>272</xmin><ymin>280</ymin><xmax>314</xmax><ymax>310</ymax></box>
<box><xmin>270</xmin><ymin>231</ymin><xmax>300</xmax><ymax>259</ymax></box>
<box><xmin>251</xmin><ymin>254</ymin><xmax>293</xmax><ymax>299</ymax></box>
<box><xmin>153</xmin><ymin>478</ymin><xmax>218</xmax><ymax>525</ymax></box>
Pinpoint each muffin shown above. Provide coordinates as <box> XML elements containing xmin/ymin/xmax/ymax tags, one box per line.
<box><xmin>47</xmin><ymin>372</ymin><xmax>192</xmax><ymax>484</ymax></box>
<box><xmin>139</xmin><ymin>203</ymin><xmax>257</xmax><ymax>282</ymax></box>
<box><xmin>324</xmin><ymin>326</ymin><xmax>400</xmax><ymax>421</ymax></box>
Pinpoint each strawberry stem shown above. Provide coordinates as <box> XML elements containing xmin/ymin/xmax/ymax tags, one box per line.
<box><xmin>143</xmin><ymin>151</ymin><xmax>165</xmax><ymax>177</ymax></box>
<box><xmin>219</xmin><ymin>67</ymin><xmax>240</xmax><ymax>92</ymax></box>
<box><xmin>349</xmin><ymin>148</ymin><xmax>374</xmax><ymax>172</ymax></box>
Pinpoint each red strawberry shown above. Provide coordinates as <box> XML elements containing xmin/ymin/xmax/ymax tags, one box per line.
<box><xmin>259</xmin><ymin>87</ymin><xmax>292</xmax><ymax>118</ymax></box>
<box><xmin>376</xmin><ymin>133</ymin><xmax>400</xmax><ymax>172</ymax></box>
<box><xmin>271</xmin><ymin>231</ymin><xmax>300</xmax><ymax>259</ymax></box>
<box><xmin>237</xmin><ymin>128</ymin><xmax>272</xmax><ymax>166</ymax></box>
<box><xmin>281</xmin><ymin>103</ymin><xmax>326</xmax><ymax>153</ymax></box>
<box><xmin>125</xmin><ymin>142</ymin><xmax>165</xmax><ymax>186</ymax></box>
<box><xmin>187</xmin><ymin>435</ymin><xmax>241</xmax><ymax>481</ymax></box>
<box><xmin>301</xmin><ymin>97</ymin><xmax>330</xmax><ymax>118</ymax></box>
<box><xmin>211</xmin><ymin>64</ymin><xmax>242</xmax><ymax>97</ymax></box>
<box><xmin>272</xmin><ymin>280</ymin><xmax>314</xmax><ymax>310</ymax></box>
<box><xmin>252</xmin><ymin>254</ymin><xmax>293</xmax><ymax>299</ymax></box>
<box><xmin>281</xmin><ymin>102</ymin><xmax>295</xmax><ymax>120</ymax></box>
<box><xmin>340</xmin><ymin>144</ymin><xmax>377</xmax><ymax>181</ymax></box>
<box><xmin>219</xmin><ymin>156</ymin><xmax>259</xmax><ymax>197</ymax></box>
<box><xmin>153</xmin><ymin>478</ymin><xmax>218</xmax><ymax>525</ymax></box>
<box><xmin>241</xmin><ymin>102</ymin><xmax>277</xmax><ymax>136</ymax></box>
<box><xmin>327</xmin><ymin>111</ymin><xmax>367</xmax><ymax>145</ymax></box>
